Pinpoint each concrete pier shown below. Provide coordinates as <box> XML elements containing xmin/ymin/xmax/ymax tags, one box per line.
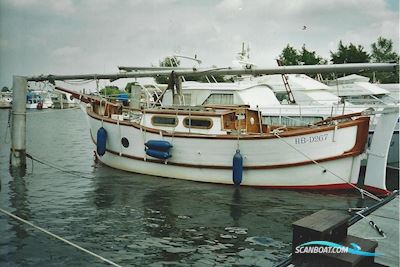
<box><xmin>10</xmin><ymin>76</ymin><xmax>27</xmax><ymax>169</ymax></box>
<box><xmin>349</xmin><ymin>195</ymin><xmax>399</xmax><ymax>267</ymax></box>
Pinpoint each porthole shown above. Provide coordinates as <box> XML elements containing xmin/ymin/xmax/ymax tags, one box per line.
<box><xmin>183</xmin><ymin>117</ymin><xmax>213</xmax><ymax>129</ymax></box>
<box><xmin>121</xmin><ymin>137</ymin><xmax>129</xmax><ymax>148</ymax></box>
<box><xmin>151</xmin><ymin>115</ymin><xmax>178</xmax><ymax>127</ymax></box>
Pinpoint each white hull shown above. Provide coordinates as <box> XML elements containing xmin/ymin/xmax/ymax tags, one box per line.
<box><xmin>26</xmin><ymin>103</ymin><xmax>50</xmax><ymax>109</ymax></box>
<box><xmin>0</xmin><ymin>101</ymin><xmax>11</xmax><ymax>108</ymax></box>
<box><xmin>88</xmin><ymin>113</ymin><xmax>365</xmax><ymax>189</ymax></box>
<box><xmin>98</xmin><ymin>151</ymin><xmax>361</xmax><ymax>188</ymax></box>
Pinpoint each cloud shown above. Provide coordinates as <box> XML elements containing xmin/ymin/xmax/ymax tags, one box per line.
<box><xmin>3</xmin><ymin>0</ymin><xmax>75</xmax><ymax>15</ymax></box>
<box><xmin>51</xmin><ymin>46</ymin><xmax>82</xmax><ymax>57</ymax></box>
<box><xmin>0</xmin><ymin>39</ymin><xmax>9</xmax><ymax>49</ymax></box>
<box><xmin>0</xmin><ymin>0</ymin><xmax>398</xmax><ymax>87</ymax></box>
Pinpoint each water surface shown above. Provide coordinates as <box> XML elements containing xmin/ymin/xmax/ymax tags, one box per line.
<box><xmin>0</xmin><ymin>109</ymin><xmax>382</xmax><ymax>266</ymax></box>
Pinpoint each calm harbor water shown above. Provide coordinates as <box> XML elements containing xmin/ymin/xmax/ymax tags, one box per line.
<box><xmin>0</xmin><ymin>108</ymin><xmax>390</xmax><ymax>266</ymax></box>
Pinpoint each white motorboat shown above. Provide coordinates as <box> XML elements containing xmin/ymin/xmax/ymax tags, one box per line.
<box><xmin>326</xmin><ymin>74</ymin><xmax>399</xmax><ymax>164</ymax></box>
<box><xmin>26</xmin><ymin>90</ymin><xmax>53</xmax><ymax>109</ymax></box>
<box><xmin>51</xmin><ymin>90</ymin><xmax>78</xmax><ymax>109</ymax></box>
<box><xmin>0</xmin><ymin>92</ymin><xmax>12</xmax><ymax>109</ymax></box>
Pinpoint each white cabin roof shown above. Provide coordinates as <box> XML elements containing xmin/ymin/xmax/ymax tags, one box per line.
<box><xmin>330</xmin><ymin>82</ymin><xmax>390</xmax><ymax>97</ymax></box>
<box><xmin>337</xmin><ymin>74</ymin><xmax>370</xmax><ymax>83</ymax></box>
<box><xmin>252</xmin><ymin>74</ymin><xmax>331</xmax><ymax>92</ymax></box>
<box><xmin>163</xmin><ymin>81</ymin><xmax>281</xmax><ymax>107</ymax></box>
<box><xmin>181</xmin><ymin>81</ymin><xmax>271</xmax><ymax>91</ymax></box>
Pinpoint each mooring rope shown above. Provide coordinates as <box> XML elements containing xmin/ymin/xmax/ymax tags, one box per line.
<box><xmin>25</xmin><ymin>107</ymin><xmax>81</xmax><ymax>115</ymax></box>
<box><xmin>272</xmin><ymin>130</ymin><xmax>382</xmax><ymax>201</ymax></box>
<box><xmin>386</xmin><ymin>164</ymin><xmax>400</xmax><ymax>171</ymax></box>
<box><xmin>355</xmin><ymin>210</ymin><xmax>387</xmax><ymax>239</ymax></box>
<box><xmin>3</xmin><ymin>108</ymin><xmax>12</xmax><ymax>144</ymax></box>
<box><xmin>0</xmin><ymin>207</ymin><xmax>122</xmax><ymax>267</ymax></box>
<box><xmin>26</xmin><ymin>153</ymin><xmax>93</xmax><ymax>179</ymax></box>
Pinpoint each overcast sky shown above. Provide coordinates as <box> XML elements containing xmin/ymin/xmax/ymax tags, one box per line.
<box><xmin>0</xmin><ymin>0</ymin><xmax>398</xmax><ymax>88</ymax></box>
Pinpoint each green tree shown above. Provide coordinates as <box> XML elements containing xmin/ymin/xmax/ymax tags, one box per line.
<box><xmin>154</xmin><ymin>56</ymin><xmax>228</xmax><ymax>84</ymax></box>
<box><xmin>370</xmin><ymin>37</ymin><xmax>399</xmax><ymax>83</ymax></box>
<box><xmin>278</xmin><ymin>44</ymin><xmax>300</xmax><ymax>65</ymax></box>
<box><xmin>125</xmin><ymin>82</ymin><xmax>139</xmax><ymax>93</ymax></box>
<box><xmin>330</xmin><ymin>41</ymin><xmax>370</xmax><ymax>63</ymax></box>
<box><xmin>99</xmin><ymin>86</ymin><xmax>121</xmax><ymax>96</ymax></box>
<box><xmin>299</xmin><ymin>45</ymin><xmax>327</xmax><ymax>65</ymax></box>
<box><xmin>278</xmin><ymin>44</ymin><xmax>327</xmax><ymax>79</ymax></box>
<box><xmin>278</xmin><ymin>44</ymin><xmax>327</xmax><ymax>66</ymax></box>
<box><xmin>371</xmin><ymin>37</ymin><xmax>398</xmax><ymax>63</ymax></box>
<box><xmin>154</xmin><ymin>56</ymin><xmax>181</xmax><ymax>84</ymax></box>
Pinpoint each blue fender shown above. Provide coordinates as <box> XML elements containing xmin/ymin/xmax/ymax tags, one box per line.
<box><xmin>232</xmin><ymin>149</ymin><xmax>243</xmax><ymax>185</ymax></box>
<box><xmin>97</xmin><ymin>127</ymin><xmax>107</xmax><ymax>156</ymax></box>
<box><xmin>146</xmin><ymin>149</ymin><xmax>172</xmax><ymax>159</ymax></box>
<box><xmin>145</xmin><ymin>140</ymin><xmax>173</xmax><ymax>152</ymax></box>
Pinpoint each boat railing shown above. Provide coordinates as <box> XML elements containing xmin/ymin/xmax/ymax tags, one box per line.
<box><xmin>257</xmin><ymin>102</ymin><xmax>364</xmax><ymax>126</ymax></box>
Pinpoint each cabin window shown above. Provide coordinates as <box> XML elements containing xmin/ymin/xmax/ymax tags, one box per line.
<box><xmin>275</xmin><ymin>92</ymin><xmax>289</xmax><ymax>103</ymax></box>
<box><xmin>183</xmin><ymin>117</ymin><xmax>213</xmax><ymax>129</ymax></box>
<box><xmin>151</xmin><ymin>115</ymin><xmax>178</xmax><ymax>127</ymax></box>
<box><xmin>121</xmin><ymin>137</ymin><xmax>129</xmax><ymax>148</ymax></box>
<box><xmin>202</xmin><ymin>94</ymin><xmax>234</xmax><ymax>105</ymax></box>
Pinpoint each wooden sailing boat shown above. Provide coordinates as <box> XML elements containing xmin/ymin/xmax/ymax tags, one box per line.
<box><xmin>56</xmin><ymin>84</ymin><xmax>370</xmax><ymax>191</ymax></box>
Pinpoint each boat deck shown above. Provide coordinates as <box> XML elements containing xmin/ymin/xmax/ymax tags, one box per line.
<box><xmin>348</xmin><ymin>195</ymin><xmax>399</xmax><ymax>267</ymax></box>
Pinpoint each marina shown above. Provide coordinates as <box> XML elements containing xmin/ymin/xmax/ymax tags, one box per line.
<box><xmin>1</xmin><ymin>1</ymin><xmax>399</xmax><ymax>266</ymax></box>
<box><xmin>0</xmin><ymin>106</ymin><xmax>395</xmax><ymax>266</ymax></box>
<box><xmin>1</xmin><ymin>62</ymin><xmax>398</xmax><ymax>266</ymax></box>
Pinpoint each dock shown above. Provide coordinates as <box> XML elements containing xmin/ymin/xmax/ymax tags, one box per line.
<box><xmin>348</xmin><ymin>195</ymin><xmax>399</xmax><ymax>267</ymax></box>
<box><xmin>275</xmin><ymin>192</ymin><xmax>399</xmax><ymax>267</ymax></box>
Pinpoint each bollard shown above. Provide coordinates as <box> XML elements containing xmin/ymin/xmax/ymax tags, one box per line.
<box><xmin>10</xmin><ymin>76</ymin><xmax>27</xmax><ymax>169</ymax></box>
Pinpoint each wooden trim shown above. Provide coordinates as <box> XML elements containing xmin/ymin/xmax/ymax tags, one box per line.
<box><xmin>87</xmin><ymin>110</ymin><xmax>366</xmax><ymax>141</ymax></box>
<box><xmin>315</xmin><ymin>112</ymin><xmax>363</xmax><ymax>125</ymax></box>
<box><xmin>347</xmin><ymin>116</ymin><xmax>369</xmax><ymax>154</ymax></box>
<box><xmin>145</xmin><ymin>108</ymin><xmax>224</xmax><ymax>117</ymax></box>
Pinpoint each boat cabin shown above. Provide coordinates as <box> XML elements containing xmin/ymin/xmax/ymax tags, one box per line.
<box><xmin>89</xmin><ymin>100</ymin><xmax>270</xmax><ymax>135</ymax></box>
<box><xmin>140</xmin><ymin>105</ymin><xmax>267</xmax><ymax>135</ymax></box>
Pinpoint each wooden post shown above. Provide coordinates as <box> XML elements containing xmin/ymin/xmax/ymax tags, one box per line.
<box><xmin>59</xmin><ymin>93</ymin><xmax>64</xmax><ymax>109</ymax></box>
<box><xmin>10</xmin><ymin>76</ymin><xmax>27</xmax><ymax>169</ymax></box>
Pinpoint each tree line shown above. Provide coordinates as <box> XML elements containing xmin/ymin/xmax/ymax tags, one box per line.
<box><xmin>278</xmin><ymin>37</ymin><xmax>399</xmax><ymax>83</ymax></box>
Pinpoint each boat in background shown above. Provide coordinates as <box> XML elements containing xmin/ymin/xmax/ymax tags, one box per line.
<box><xmin>326</xmin><ymin>74</ymin><xmax>399</xmax><ymax>165</ymax></box>
<box><xmin>0</xmin><ymin>91</ymin><xmax>12</xmax><ymax>109</ymax></box>
<box><xmin>51</xmin><ymin>90</ymin><xmax>78</xmax><ymax>109</ymax></box>
<box><xmin>26</xmin><ymin>90</ymin><xmax>53</xmax><ymax>109</ymax></box>
<box><xmin>326</xmin><ymin>74</ymin><xmax>398</xmax><ymax>106</ymax></box>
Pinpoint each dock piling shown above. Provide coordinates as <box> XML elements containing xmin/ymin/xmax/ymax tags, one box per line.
<box><xmin>10</xmin><ymin>76</ymin><xmax>27</xmax><ymax>169</ymax></box>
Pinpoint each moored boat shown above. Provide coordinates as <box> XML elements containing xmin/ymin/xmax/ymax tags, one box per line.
<box><xmin>0</xmin><ymin>92</ymin><xmax>12</xmax><ymax>109</ymax></box>
<box><xmin>57</xmin><ymin>86</ymin><xmax>373</xmax><ymax>191</ymax></box>
<box><xmin>26</xmin><ymin>90</ymin><xmax>53</xmax><ymax>109</ymax></box>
